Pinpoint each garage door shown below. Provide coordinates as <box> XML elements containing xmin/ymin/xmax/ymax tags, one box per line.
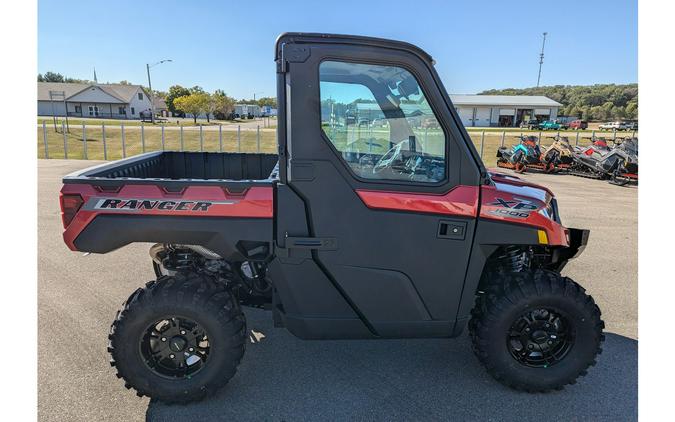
<box><xmin>474</xmin><ymin>108</ymin><xmax>491</xmax><ymax>127</ymax></box>
<box><xmin>499</xmin><ymin>108</ymin><xmax>515</xmax><ymax>116</ymax></box>
<box><xmin>456</xmin><ymin>107</ymin><xmax>474</xmax><ymax>126</ymax></box>
<box><xmin>534</xmin><ymin>108</ymin><xmax>551</xmax><ymax>115</ymax></box>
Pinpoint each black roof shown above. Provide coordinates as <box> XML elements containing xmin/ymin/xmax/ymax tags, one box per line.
<box><xmin>274</xmin><ymin>32</ymin><xmax>433</xmax><ymax>64</ymax></box>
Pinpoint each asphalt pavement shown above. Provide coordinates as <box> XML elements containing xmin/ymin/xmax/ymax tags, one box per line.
<box><xmin>38</xmin><ymin>159</ymin><xmax>637</xmax><ymax>421</ymax></box>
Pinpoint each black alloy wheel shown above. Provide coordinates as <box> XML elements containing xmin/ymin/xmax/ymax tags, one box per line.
<box><xmin>108</xmin><ymin>273</ymin><xmax>246</xmax><ymax>403</ymax></box>
<box><xmin>140</xmin><ymin>316</ymin><xmax>211</xmax><ymax>379</ymax></box>
<box><xmin>507</xmin><ymin>308</ymin><xmax>574</xmax><ymax>368</ymax></box>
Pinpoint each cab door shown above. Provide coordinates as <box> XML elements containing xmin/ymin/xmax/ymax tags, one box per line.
<box><xmin>277</xmin><ymin>35</ymin><xmax>483</xmax><ymax>338</ymax></box>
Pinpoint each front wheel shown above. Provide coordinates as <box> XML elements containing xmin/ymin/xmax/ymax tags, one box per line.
<box><xmin>108</xmin><ymin>273</ymin><xmax>247</xmax><ymax>403</ymax></box>
<box><xmin>469</xmin><ymin>270</ymin><xmax>604</xmax><ymax>392</ymax></box>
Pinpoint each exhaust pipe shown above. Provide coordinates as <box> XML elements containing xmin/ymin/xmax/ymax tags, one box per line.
<box><xmin>149</xmin><ymin>243</ymin><xmax>222</xmax><ymax>263</ymax></box>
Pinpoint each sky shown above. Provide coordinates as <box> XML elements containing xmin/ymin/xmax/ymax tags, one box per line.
<box><xmin>38</xmin><ymin>0</ymin><xmax>637</xmax><ymax>99</ymax></box>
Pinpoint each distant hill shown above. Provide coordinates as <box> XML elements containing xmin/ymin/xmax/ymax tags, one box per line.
<box><xmin>479</xmin><ymin>84</ymin><xmax>638</xmax><ymax>121</ymax></box>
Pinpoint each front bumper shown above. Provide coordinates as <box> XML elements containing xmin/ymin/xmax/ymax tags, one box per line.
<box><xmin>552</xmin><ymin>228</ymin><xmax>590</xmax><ymax>271</ymax></box>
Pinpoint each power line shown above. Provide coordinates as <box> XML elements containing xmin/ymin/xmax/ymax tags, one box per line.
<box><xmin>537</xmin><ymin>32</ymin><xmax>548</xmax><ymax>88</ymax></box>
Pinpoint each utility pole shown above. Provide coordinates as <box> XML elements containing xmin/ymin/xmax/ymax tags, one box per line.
<box><xmin>146</xmin><ymin>59</ymin><xmax>172</xmax><ymax>123</ymax></box>
<box><xmin>536</xmin><ymin>32</ymin><xmax>548</xmax><ymax>88</ymax></box>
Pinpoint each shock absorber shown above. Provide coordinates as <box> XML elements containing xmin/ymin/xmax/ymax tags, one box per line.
<box><xmin>491</xmin><ymin>246</ymin><xmax>530</xmax><ymax>273</ymax></box>
<box><xmin>162</xmin><ymin>246</ymin><xmax>195</xmax><ymax>271</ymax></box>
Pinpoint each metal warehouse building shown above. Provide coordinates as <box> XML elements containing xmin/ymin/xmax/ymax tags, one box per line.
<box><xmin>450</xmin><ymin>95</ymin><xmax>562</xmax><ymax>127</ymax></box>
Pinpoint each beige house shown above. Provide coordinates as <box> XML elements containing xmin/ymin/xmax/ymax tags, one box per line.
<box><xmin>152</xmin><ymin>97</ymin><xmax>169</xmax><ymax>117</ymax></box>
<box><xmin>38</xmin><ymin>82</ymin><xmax>153</xmax><ymax>119</ymax></box>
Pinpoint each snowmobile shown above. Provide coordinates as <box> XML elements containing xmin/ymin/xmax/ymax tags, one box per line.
<box><xmin>573</xmin><ymin>137</ymin><xmax>612</xmax><ymax>155</ymax></box>
<box><xmin>541</xmin><ymin>135</ymin><xmax>576</xmax><ymax>171</ymax></box>
<box><xmin>496</xmin><ymin>136</ymin><xmax>546</xmax><ymax>173</ymax></box>
<box><xmin>570</xmin><ymin>137</ymin><xmax>638</xmax><ymax>186</ymax></box>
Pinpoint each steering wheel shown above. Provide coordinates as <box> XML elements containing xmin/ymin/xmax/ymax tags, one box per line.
<box><xmin>373</xmin><ymin>140</ymin><xmax>407</xmax><ymax>174</ymax></box>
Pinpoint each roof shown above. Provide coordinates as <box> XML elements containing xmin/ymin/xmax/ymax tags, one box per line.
<box><xmin>153</xmin><ymin>97</ymin><xmax>167</xmax><ymax>109</ymax></box>
<box><xmin>275</xmin><ymin>32</ymin><xmax>433</xmax><ymax>65</ymax></box>
<box><xmin>449</xmin><ymin>94</ymin><xmax>562</xmax><ymax>107</ymax></box>
<box><xmin>37</xmin><ymin>82</ymin><xmax>146</xmax><ymax>103</ymax></box>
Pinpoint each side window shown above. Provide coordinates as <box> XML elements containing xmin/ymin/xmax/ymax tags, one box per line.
<box><xmin>138</xmin><ymin>92</ymin><xmax>143</xmax><ymax>100</ymax></box>
<box><xmin>319</xmin><ymin>61</ymin><xmax>446</xmax><ymax>183</ymax></box>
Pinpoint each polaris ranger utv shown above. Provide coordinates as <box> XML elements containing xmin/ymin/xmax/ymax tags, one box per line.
<box><xmin>59</xmin><ymin>33</ymin><xmax>604</xmax><ymax>403</ymax></box>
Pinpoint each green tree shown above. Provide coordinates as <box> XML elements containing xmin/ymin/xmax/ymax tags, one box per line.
<box><xmin>213</xmin><ymin>90</ymin><xmax>236</xmax><ymax>120</ymax></box>
<box><xmin>165</xmin><ymin>85</ymin><xmax>191</xmax><ymax>115</ymax></box>
<box><xmin>255</xmin><ymin>96</ymin><xmax>277</xmax><ymax>108</ymax></box>
<box><xmin>625</xmin><ymin>102</ymin><xmax>638</xmax><ymax>120</ymax></box>
<box><xmin>189</xmin><ymin>86</ymin><xmax>205</xmax><ymax>94</ymax></box>
<box><xmin>203</xmin><ymin>93</ymin><xmax>217</xmax><ymax>123</ymax></box>
<box><xmin>39</xmin><ymin>71</ymin><xmax>65</xmax><ymax>82</ymax></box>
<box><xmin>173</xmin><ymin>93</ymin><xmax>210</xmax><ymax>123</ymax></box>
<box><xmin>480</xmin><ymin>83</ymin><xmax>638</xmax><ymax>121</ymax></box>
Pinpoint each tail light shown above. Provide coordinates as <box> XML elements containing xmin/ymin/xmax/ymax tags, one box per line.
<box><xmin>60</xmin><ymin>193</ymin><xmax>84</xmax><ymax>228</ymax></box>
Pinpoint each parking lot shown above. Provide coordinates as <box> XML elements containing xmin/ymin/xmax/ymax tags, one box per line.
<box><xmin>38</xmin><ymin>159</ymin><xmax>637</xmax><ymax>421</ymax></box>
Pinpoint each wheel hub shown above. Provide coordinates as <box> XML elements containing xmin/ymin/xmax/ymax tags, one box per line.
<box><xmin>531</xmin><ymin>330</ymin><xmax>549</xmax><ymax>343</ymax></box>
<box><xmin>507</xmin><ymin>308</ymin><xmax>574</xmax><ymax>368</ymax></box>
<box><xmin>140</xmin><ymin>316</ymin><xmax>210</xmax><ymax>378</ymax></box>
<box><xmin>169</xmin><ymin>336</ymin><xmax>187</xmax><ymax>352</ymax></box>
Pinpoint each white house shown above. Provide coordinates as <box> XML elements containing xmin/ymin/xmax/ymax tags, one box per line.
<box><xmin>38</xmin><ymin>82</ymin><xmax>153</xmax><ymax>119</ymax></box>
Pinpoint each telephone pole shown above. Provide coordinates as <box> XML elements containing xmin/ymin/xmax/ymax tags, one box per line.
<box><xmin>536</xmin><ymin>32</ymin><xmax>548</xmax><ymax>87</ymax></box>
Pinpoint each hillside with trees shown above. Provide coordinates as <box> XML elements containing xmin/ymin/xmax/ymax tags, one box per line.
<box><xmin>479</xmin><ymin>84</ymin><xmax>638</xmax><ymax>121</ymax></box>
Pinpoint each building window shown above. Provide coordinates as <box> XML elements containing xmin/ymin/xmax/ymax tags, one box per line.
<box><xmin>74</xmin><ymin>105</ymin><xmax>82</xmax><ymax>113</ymax></box>
<box><xmin>119</xmin><ymin>107</ymin><xmax>126</xmax><ymax>115</ymax></box>
<box><xmin>319</xmin><ymin>60</ymin><xmax>447</xmax><ymax>183</ymax></box>
<box><xmin>138</xmin><ymin>92</ymin><xmax>143</xmax><ymax>100</ymax></box>
<box><xmin>88</xmin><ymin>106</ymin><xmax>99</xmax><ymax>117</ymax></box>
<box><xmin>131</xmin><ymin>107</ymin><xmax>135</xmax><ymax>115</ymax></box>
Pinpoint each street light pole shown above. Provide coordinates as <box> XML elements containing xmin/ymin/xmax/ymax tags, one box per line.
<box><xmin>146</xmin><ymin>59</ymin><xmax>172</xmax><ymax>124</ymax></box>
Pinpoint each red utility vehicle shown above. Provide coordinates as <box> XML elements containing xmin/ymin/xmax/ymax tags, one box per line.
<box><xmin>60</xmin><ymin>33</ymin><xmax>604</xmax><ymax>404</ymax></box>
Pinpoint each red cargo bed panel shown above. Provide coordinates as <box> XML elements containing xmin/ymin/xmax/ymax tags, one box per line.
<box><xmin>61</xmin><ymin>184</ymin><xmax>273</xmax><ymax>250</ymax></box>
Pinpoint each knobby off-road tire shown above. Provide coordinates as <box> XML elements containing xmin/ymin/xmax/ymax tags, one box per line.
<box><xmin>108</xmin><ymin>272</ymin><xmax>246</xmax><ymax>404</ymax></box>
<box><xmin>468</xmin><ymin>269</ymin><xmax>604</xmax><ymax>392</ymax></box>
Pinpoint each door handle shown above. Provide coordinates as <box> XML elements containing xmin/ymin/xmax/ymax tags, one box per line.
<box><xmin>437</xmin><ymin>220</ymin><xmax>467</xmax><ymax>240</ymax></box>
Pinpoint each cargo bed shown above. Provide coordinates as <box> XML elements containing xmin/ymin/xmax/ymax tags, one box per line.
<box><xmin>60</xmin><ymin>151</ymin><xmax>278</xmax><ymax>258</ymax></box>
<box><xmin>63</xmin><ymin>151</ymin><xmax>280</xmax><ymax>186</ymax></box>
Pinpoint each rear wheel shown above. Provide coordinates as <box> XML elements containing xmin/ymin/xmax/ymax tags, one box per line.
<box><xmin>469</xmin><ymin>270</ymin><xmax>604</xmax><ymax>392</ymax></box>
<box><xmin>108</xmin><ymin>273</ymin><xmax>246</xmax><ymax>403</ymax></box>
